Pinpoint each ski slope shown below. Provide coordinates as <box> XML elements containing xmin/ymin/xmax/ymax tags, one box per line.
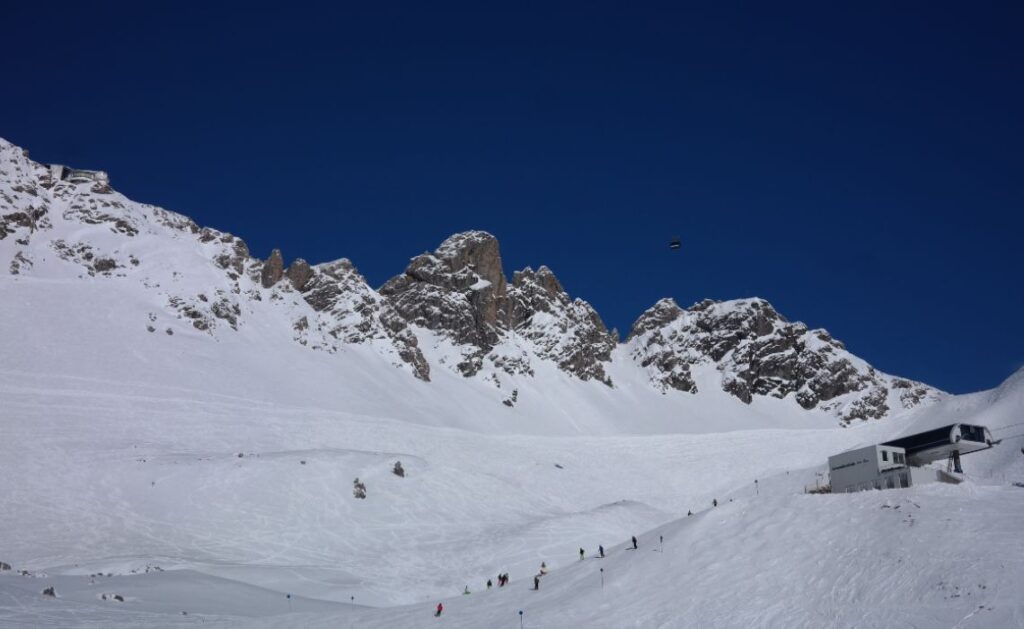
<box><xmin>1</xmin><ymin>365</ymin><xmax>1023</xmax><ymax>627</ymax></box>
<box><xmin>2</xmin><ymin>134</ymin><xmax>1022</xmax><ymax>626</ymax></box>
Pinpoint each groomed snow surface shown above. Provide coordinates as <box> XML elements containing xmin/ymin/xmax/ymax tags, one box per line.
<box><xmin>1</xmin><ymin>359</ymin><xmax>1023</xmax><ymax>627</ymax></box>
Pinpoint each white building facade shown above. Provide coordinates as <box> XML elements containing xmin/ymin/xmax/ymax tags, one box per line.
<box><xmin>828</xmin><ymin>445</ymin><xmax>911</xmax><ymax>493</ymax></box>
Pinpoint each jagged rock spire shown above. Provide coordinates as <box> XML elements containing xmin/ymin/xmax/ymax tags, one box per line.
<box><xmin>381</xmin><ymin>231</ymin><xmax>616</xmax><ymax>382</ymax></box>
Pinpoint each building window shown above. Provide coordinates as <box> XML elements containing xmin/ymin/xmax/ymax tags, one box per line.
<box><xmin>882</xmin><ymin>451</ymin><xmax>888</xmax><ymax>462</ymax></box>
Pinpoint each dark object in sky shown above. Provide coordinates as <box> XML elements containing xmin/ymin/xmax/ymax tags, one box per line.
<box><xmin>669</xmin><ymin>237</ymin><xmax>681</xmax><ymax>250</ymax></box>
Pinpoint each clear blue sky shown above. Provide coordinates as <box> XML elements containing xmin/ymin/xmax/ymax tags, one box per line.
<box><xmin>5</xmin><ymin>2</ymin><xmax>1021</xmax><ymax>394</ymax></box>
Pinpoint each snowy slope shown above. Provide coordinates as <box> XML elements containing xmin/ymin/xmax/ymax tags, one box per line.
<box><xmin>1</xmin><ymin>360</ymin><xmax>1022</xmax><ymax>627</ymax></box>
<box><xmin>891</xmin><ymin>367</ymin><xmax>1024</xmax><ymax>481</ymax></box>
<box><xmin>290</xmin><ymin>485</ymin><xmax>1024</xmax><ymax>629</ymax></box>
<box><xmin>0</xmin><ymin>137</ymin><xmax>943</xmax><ymax>431</ymax></box>
<box><xmin>1</xmin><ymin>369</ymin><xmax>1022</xmax><ymax>628</ymax></box>
<box><xmin>2</xmin><ymin>138</ymin><xmax>1022</xmax><ymax>628</ymax></box>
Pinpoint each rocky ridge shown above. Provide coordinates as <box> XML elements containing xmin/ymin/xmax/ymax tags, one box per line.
<box><xmin>380</xmin><ymin>231</ymin><xmax>617</xmax><ymax>384</ymax></box>
<box><xmin>626</xmin><ymin>297</ymin><xmax>939</xmax><ymax>422</ymax></box>
<box><xmin>0</xmin><ymin>138</ymin><xmax>428</xmax><ymax>379</ymax></box>
<box><xmin>0</xmin><ymin>137</ymin><xmax>942</xmax><ymax>422</ymax></box>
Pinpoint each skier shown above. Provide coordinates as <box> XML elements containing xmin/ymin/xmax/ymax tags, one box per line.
<box><xmin>599</xmin><ymin>545</ymin><xmax>605</xmax><ymax>558</ymax></box>
<box><xmin>713</xmin><ymin>499</ymin><xmax>718</xmax><ymax>507</ymax></box>
<box><xmin>579</xmin><ymin>547</ymin><xmax>585</xmax><ymax>560</ymax></box>
<box><xmin>533</xmin><ymin>575</ymin><xmax>540</xmax><ymax>590</ymax></box>
<box><xmin>487</xmin><ymin>579</ymin><xmax>492</xmax><ymax>590</ymax></box>
<box><xmin>631</xmin><ymin>536</ymin><xmax>638</xmax><ymax>550</ymax></box>
<box><xmin>435</xmin><ymin>602</ymin><xmax>443</xmax><ymax>617</ymax></box>
<box><xmin>687</xmin><ymin>510</ymin><xmax>692</xmax><ymax>516</ymax></box>
<box><xmin>539</xmin><ymin>562</ymin><xmax>548</xmax><ymax>575</ymax></box>
<box><xmin>463</xmin><ymin>585</ymin><xmax>470</xmax><ymax>595</ymax></box>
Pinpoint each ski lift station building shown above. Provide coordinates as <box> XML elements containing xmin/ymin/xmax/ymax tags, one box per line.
<box><xmin>828</xmin><ymin>423</ymin><xmax>996</xmax><ymax>494</ymax></box>
<box><xmin>828</xmin><ymin>445</ymin><xmax>911</xmax><ymax>493</ymax></box>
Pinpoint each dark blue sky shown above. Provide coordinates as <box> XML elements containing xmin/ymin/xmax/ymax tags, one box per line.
<box><xmin>5</xmin><ymin>2</ymin><xmax>1022</xmax><ymax>393</ymax></box>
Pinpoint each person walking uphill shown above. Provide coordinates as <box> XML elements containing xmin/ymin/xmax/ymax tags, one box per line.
<box><xmin>579</xmin><ymin>547</ymin><xmax>585</xmax><ymax>560</ymax></box>
<box><xmin>534</xmin><ymin>575</ymin><xmax>540</xmax><ymax>590</ymax></box>
<box><xmin>435</xmin><ymin>602</ymin><xmax>443</xmax><ymax>617</ymax></box>
<box><xmin>599</xmin><ymin>545</ymin><xmax>605</xmax><ymax>558</ymax></box>
<box><xmin>632</xmin><ymin>536</ymin><xmax>638</xmax><ymax>550</ymax></box>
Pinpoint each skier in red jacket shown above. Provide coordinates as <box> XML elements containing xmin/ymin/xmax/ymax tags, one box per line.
<box><xmin>435</xmin><ymin>602</ymin><xmax>443</xmax><ymax>617</ymax></box>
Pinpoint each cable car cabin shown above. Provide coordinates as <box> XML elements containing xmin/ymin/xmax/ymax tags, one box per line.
<box><xmin>828</xmin><ymin>445</ymin><xmax>912</xmax><ymax>494</ymax></box>
<box><xmin>881</xmin><ymin>423</ymin><xmax>994</xmax><ymax>471</ymax></box>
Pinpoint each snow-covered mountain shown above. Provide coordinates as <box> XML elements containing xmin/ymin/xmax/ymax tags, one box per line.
<box><xmin>0</xmin><ymin>137</ymin><xmax>941</xmax><ymax>428</ymax></box>
<box><xmin>626</xmin><ymin>297</ymin><xmax>937</xmax><ymax>421</ymax></box>
<box><xmin>2</xmin><ymin>137</ymin><xmax>1023</xmax><ymax>628</ymax></box>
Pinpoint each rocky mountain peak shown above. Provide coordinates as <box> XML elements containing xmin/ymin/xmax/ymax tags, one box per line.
<box><xmin>435</xmin><ymin>230</ymin><xmax>507</xmax><ymax>290</ymax></box>
<box><xmin>626</xmin><ymin>298</ymin><xmax>683</xmax><ymax>341</ymax></box>
<box><xmin>381</xmin><ymin>232</ymin><xmax>616</xmax><ymax>383</ymax></box>
<box><xmin>286</xmin><ymin>258</ymin><xmax>313</xmax><ymax>291</ymax></box>
<box><xmin>1</xmin><ymin>137</ymin><xmax>942</xmax><ymax>423</ymax></box>
<box><xmin>507</xmin><ymin>264</ymin><xmax>616</xmax><ymax>385</ymax></box>
<box><xmin>512</xmin><ymin>265</ymin><xmax>563</xmax><ymax>299</ymax></box>
<box><xmin>261</xmin><ymin>249</ymin><xmax>285</xmax><ymax>287</ymax></box>
<box><xmin>295</xmin><ymin>257</ymin><xmax>430</xmax><ymax>381</ymax></box>
<box><xmin>0</xmin><ymin>138</ymin><xmax>430</xmax><ymax>381</ymax></box>
<box><xmin>380</xmin><ymin>230</ymin><xmax>510</xmax><ymax>352</ymax></box>
<box><xmin>626</xmin><ymin>296</ymin><xmax>940</xmax><ymax>421</ymax></box>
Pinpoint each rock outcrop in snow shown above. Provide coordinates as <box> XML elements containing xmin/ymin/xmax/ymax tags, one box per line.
<box><xmin>380</xmin><ymin>231</ymin><xmax>510</xmax><ymax>361</ymax></box>
<box><xmin>380</xmin><ymin>231</ymin><xmax>617</xmax><ymax>383</ymax></box>
<box><xmin>0</xmin><ymin>138</ymin><xmax>429</xmax><ymax>380</ymax></box>
<box><xmin>508</xmin><ymin>265</ymin><xmax>617</xmax><ymax>385</ymax></box>
<box><xmin>626</xmin><ymin>297</ymin><xmax>939</xmax><ymax>422</ymax></box>
<box><xmin>297</xmin><ymin>258</ymin><xmax>430</xmax><ymax>380</ymax></box>
<box><xmin>0</xmin><ymin>137</ymin><xmax>943</xmax><ymax>422</ymax></box>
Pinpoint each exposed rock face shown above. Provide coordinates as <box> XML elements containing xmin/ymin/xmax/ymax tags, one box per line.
<box><xmin>286</xmin><ymin>258</ymin><xmax>313</xmax><ymax>291</ymax></box>
<box><xmin>380</xmin><ymin>231</ymin><xmax>509</xmax><ymax>350</ymax></box>
<box><xmin>0</xmin><ymin>136</ymin><xmax>943</xmax><ymax>421</ymax></box>
<box><xmin>0</xmin><ymin>137</ymin><xmax>431</xmax><ymax>382</ymax></box>
<box><xmin>508</xmin><ymin>266</ymin><xmax>616</xmax><ymax>385</ymax></box>
<box><xmin>261</xmin><ymin>249</ymin><xmax>284</xmax><ymax>288</ymax></box>
<box><xmin>381</xmin><ymin>231</ymin><xmax>616</xmax><ymax>382</ymax></box>
<box><xmin>298</xmin><ymin>258</ymin><xmax>430</xmax><ymax>380</ymax></box>
<box><xmin>625</xmin><ymin>298</ymin><xmax>698</xmax><ymax>393</ymax></box>
<box><xmin>626</xmin><ymin>297</ymin><xmax>939</xmax><ymax>421</ymax></box>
